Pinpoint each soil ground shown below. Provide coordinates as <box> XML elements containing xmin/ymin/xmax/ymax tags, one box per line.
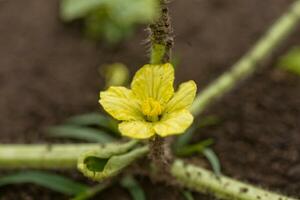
<box><xmin>0</xmin><ymin>0</ymin><xmax>300</xmax><ymax>199</ymax></box>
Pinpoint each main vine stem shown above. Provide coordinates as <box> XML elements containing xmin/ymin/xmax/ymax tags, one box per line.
<box><xmin>190</xmin><ymin>0</ymin><xmax>300</xmax><ymax>116</ymax></box>
<box><xmin>0</xmin><ymin>144</ymin><xmax>297</xmax><ymax>200</ymax></box>
<box><xmin>148</xmin><ymin>0</ymin><xmax>174</xmax><ymax>173</ymax></box>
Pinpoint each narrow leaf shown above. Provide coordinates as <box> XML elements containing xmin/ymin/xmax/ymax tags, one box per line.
<box><xmin>0</xmin><ymin>171</ymin><xmax>88</xmax><ymax>195</ymax></box>
<box><xmin>202</xmin><ymin>148</ymin><xmax>221</xmax><ymax>176</ymax></box>
<box><xmin>120</xmin><ymin>176</ymin><xmax>146</xmax><ymax>200</ymax></box>
<box><xmin>175</xmin><ymin>139</ymin><xmax>214</xmax><ymax>156</ymax></box>
<box><xmin>181</xmin><ymin>190</ymin><xmax>194</xmax><ymax>200</ymax></box>
<box><xmin>173</xmin><ymin>125</ymin><xmax>197</xmax><ymax>150</ymax></box>
<box><xmin>72</xmin><ymin>182</ymin><xmax>111</xmax><ymax>200</ymax></box>
<box><xmin>66</xmin><ymin>113</ymin><xmax>119</xmax><ymax>134</ymax></box>
<box><xmin>46</xmin><ymin>125</ymin><xmax>115</xmax><ymax>143</ymax></box>
<box><xmin>197</xmin><ymin>115</ymin><xmax>221</xmax><ymax>129</ymax></box>
<box><xmin>174</xmin><ymin>115</ymin><xmax>220</xmax><ymax>151</ymax></box>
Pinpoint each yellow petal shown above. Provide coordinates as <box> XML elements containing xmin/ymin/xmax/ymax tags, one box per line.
<box><xmin>131</xmin><ymin>63</ymin><xmax>174</xmax><ymax>105</ymax></box>
<box><xmin>119</xmin><ymin>121</ymin><xmax>155</xmax><ymax>139</ymax></box>
<box><xmin>99</xmin><ymin>86</ymin><xmax>143</xmax><ymax>121</ymax></box>
<box><xmin>164</xmin><ymin>81</ymin><xmax>197</xmax><ymax>113</ymax></box>
<box><xmin>154</xmin><ymin>110</ymin><xmax>193</xmax><ymax>137</ymax></box>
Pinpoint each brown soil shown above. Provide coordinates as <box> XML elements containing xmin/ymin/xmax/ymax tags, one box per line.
<box><xmin>0</xmin><ymin>0</ymin><xmax>300</xmax><ymax>199</ymax></box>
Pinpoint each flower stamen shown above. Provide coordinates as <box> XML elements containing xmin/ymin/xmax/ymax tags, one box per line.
<box><xmin>141</xmin><ymin>98</ymin><xmax>162</xmax><ymax>121</ymax></box>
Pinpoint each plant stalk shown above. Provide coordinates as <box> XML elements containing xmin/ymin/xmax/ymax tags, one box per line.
<box><xmin>0</xmin><ymin>144</ymin><xmax>297</xmax><ymax>200</ymax></box>
<box><xmin>148</xmin><ymin>0</ymin><xmax>174</xmax><ymax>173</ymax></box>
<box><xmin>0</xmin><ymin>144</ymin><xmax>102</xmax><ymax>168</ymax></box>
<box><xmin>149</xmin><ymin>0</ymin><xmax>173</xmax><ymax>64</ymax></box>
<box><xmin>190</xmin><ymin>0</ymin><xmax>300</xmax><ymax>116</ymax></box>
<box><xmin>171</xmin><ymin>160</ymin><xmax>298</xmax><ymax>200</ymax></box>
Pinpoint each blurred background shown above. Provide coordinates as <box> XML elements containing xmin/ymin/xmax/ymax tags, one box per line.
<box><xmin>0</xmin><ymin>0</ymin><xmax>300</xmax><ymax>199</ymax></box>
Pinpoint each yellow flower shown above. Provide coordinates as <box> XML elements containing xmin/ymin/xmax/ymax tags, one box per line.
<box><xmin>99</xmin><ymin>63</ymin><xmax>197</xmax><ymax>139</ymax></box>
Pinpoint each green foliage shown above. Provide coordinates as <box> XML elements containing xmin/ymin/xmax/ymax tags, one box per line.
<box><xmin>121</xmin><ymin>176</ymin><xmax>146</xmax><ymax>200</ymax></box>
<box><xmin>173</xmin><ymin>125</ymin><xmax>197</xmax><ymax>151</ymax></box>
<box><xmin>175</xmin><ymin>139</ymin><xmax>214</xmax><ymax>156</ymax></box>
<box><xmin>65</xmin><ymin>112</ymin><xmax>119</xmax><ymax>134</ymax></box>
<box><xmin>77</xmin><ymin>140</ymin><xmax>149</xmax><ymax>181</ymax></box>
<box><xmin>60</xmin><ymin>0</ymin><xmax>159</xmax><ymax>44</ymax></box>
<box><xmin>72</xmin><ymin>182</ymin><xmax>111</xmax><ymax>200</ymax></box>
<box><xmin>173</xmin><ymin>115</ymin><xmax>220</xmax><ymax>150</ymax></box>
<box><xmin>47</xmin><ymin>125</ymin><xmax>116</xmax><ymax>143</ymax></box>
<box><xmin>181</xmin><ymin>190</ymin><xmax>194</xmax><ymax>200</ymax></box>
<box><xmin>46</xmin><ymin>112</ymin><xmax>121</xmax><ymax>143</ymax></box>
<box><xmin>84</xmin><ymin>156</ymin><xmax>109</xmax><ymax>172</ymax></box>
<box><xmin>172</xmin><ymin>115</ymin><xmax>222</xmax><ymax>176</ymax></box>
<box><xmin>277</xmin><ymin>47</ymin><xmax>300</xmax><ymax>76</ymax></box>
<box><xmin>197</xmin><ymin>115</ymin><xmax>221</xmax><ymax>129</ymax></box>
<box><xmin>0</xmin><ymin>171</ymin><xmax>88</xmax><ymax>195</ymax></box>
<box><xmin>202</xmin><ymin>148</ymin><xmax>221</xmax><ymax>176</ymax></box>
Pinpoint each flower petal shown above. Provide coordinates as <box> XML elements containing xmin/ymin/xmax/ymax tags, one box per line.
<box><xmin>164</xmin><ymin>80</ymin><xmax>197</xmax><ymax>113</ymax></box>
<box><xmin>154</xmin><ymin>110</ymin><xmax>193</xmax><ymax>137</ymax></box>
<box><xmin>119</xmin><ymin>121</ymin><xmax>155</xmax><ymax>139</ymax></box>
<box><xmin>99</xmin><ymin>86</ymin><xmax>143</xmax><ymax>121</ymax></box>
<box><xmin>131</xmin><ymin>63</ymin><xmax>174</xmax><ymax>105</ymax></box>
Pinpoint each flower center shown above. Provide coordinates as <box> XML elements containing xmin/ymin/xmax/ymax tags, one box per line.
<box><xmin>141</xmin><ymin>98</ymin><xmax>162</xmax><ymax>121</ymax></box>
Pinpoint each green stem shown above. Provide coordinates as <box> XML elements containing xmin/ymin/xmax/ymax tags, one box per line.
<box><xmin>0</xmin><ymin>144</ymin><xmax>104</xmax><ymax>168</ymax></box>
<box><xmin>150</xmin><ymin>43</ymin><xmax>167</xmax><ymax>64</ymax></box>
<box><xmin>171</xmin><ymin>160</ymin><xmax>298</xmax><ymax>200</ymax></box>
<box><xmin>148</xmin><ymin>0</ymin><xmax>174</xmax><ymax>173</ymax></box>
<box><xmin>0</xmin><ymin>144</ymin><xmax>297</xmax><ymax>200</ymax></box>
<box><xmin>149</xmin><ymin>0</ymin><xmax>173</xmax><ymax>64</ymax></box>
<box><xmin>190</xmin><ymin>0</ymin><xmax>300</xmax><ymax>116</ymax></box>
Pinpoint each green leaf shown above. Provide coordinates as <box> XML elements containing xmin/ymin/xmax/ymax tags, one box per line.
<box><xmin>46</xmin><ymin>125</ymin><xmax>115</xmax><ymax>143</ymax></box>
<box><xmin>173</xmin><ymin>115</ymin><xmax>220</xmax><ymax>151</ymax></box>
<box><xmin>181</xmin><ymin>190</ymin><xmax>194</xmax><ymax>200</ymax></box>
<box><xmin>0</xmin><ymin>171</ymin><xmax>88</xmax><ymax>195</ymax></box>
<box><xmin>60</xmin><ymin>0</ymin><xmax>107</xmax><ymax>21</ymax></box>
<box><xmin>66</xmin><ymin>113</ymin><xmax>119</xmax><ymax>134</ymax></box>
<box><xmin>173</xmin><ymin>125</ymin><xmax>197</xmax><ymax>150</ymax></box>
<box><xmin>278</xmin><ymin>47</ymin><xmax>300</xmax><ymax>76</ymax></box>
<box><xmin>61</xmin><ymin>0</ymin><xmax>159</xmax><ymax>43</ymax></box>
<box><xmin>121</xmin><ymin>176</ymin><xmax>146</xmax><ymax>200</ymax></box>
<box><xmin>84</xmin><ymin>157</ymin><xmax>109</xmax><ymax>172</ymax></box>
<box><xmin>61</xmin><ymin>0</ymin><xmax>159</xmax><ymax>23</ymax></box>
<box><xmin>78</xmin><ymin>141</ymin><xmax>148</xmax><ymax>181</ymax></box>
<box><xmin>197</xmin><ymin>115</ymin><xmax>221</xmax><ymax>129</ymax></box>
<box><xmin>72</xmin><ymin>182</ymin><xmax>111</xmax><ymax>200</ymax></box>
<box><xmin>202</xmin><ymin>148</ymin><xmax>221</xmax><ymax>176</ymax></box>
<box><xmin>175</xmin><ymin>139</ymin><xmax>214</xmax><ymax>156</ymax></box>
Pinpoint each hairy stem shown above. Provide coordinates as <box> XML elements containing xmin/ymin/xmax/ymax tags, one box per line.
<box><xmin>171</xmin><ymin>160</ymin><xmax>298</xmax><ymax>200</ymax></box>
<box><xmin>190</xmin><ymin>0</ymin><xmax>300</xmax><ymax>116</ymax></box>
<box><xmin>148</xmin><ymin>0</ymin><xmax>174</xmax><ymax>172</ymax></box>
<box><xmin>148</xmin><ymin>136</ymin><xmax>172</xmax><ymax>173</ymax></box>
<box><xmin>0</xmin><ymin>144</ymin><xmax>297</xmax><ymax>200</ymax></box>
<box><xmin>149</xmin><ymin>0</ymin><xmax>173</xmax><ymax>64</ymax></box>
